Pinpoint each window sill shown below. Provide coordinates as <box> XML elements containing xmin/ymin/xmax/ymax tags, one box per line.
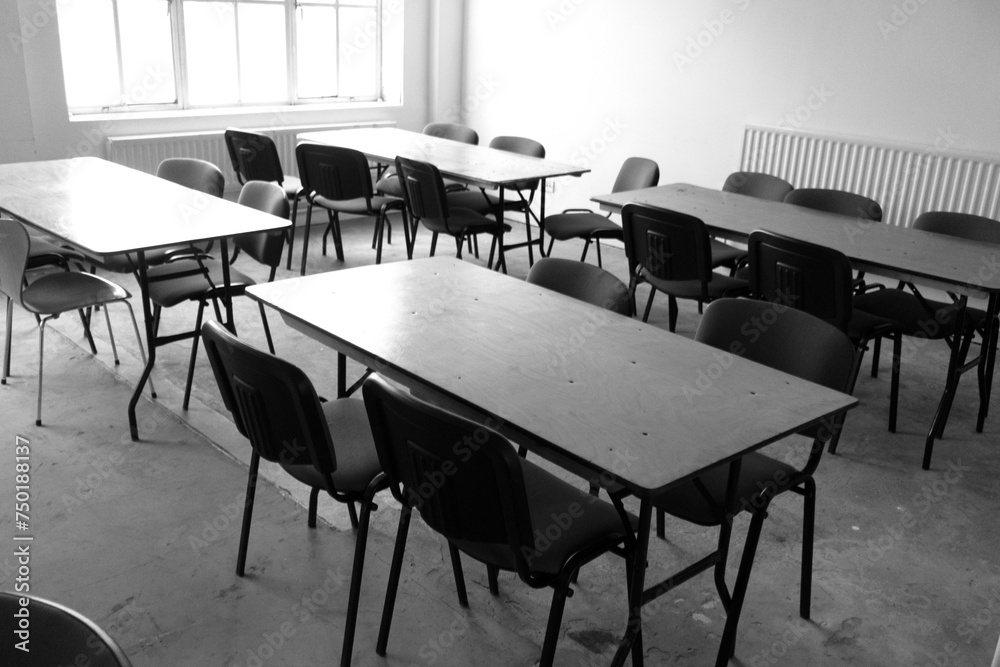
<box><xmin>69</xmin><ymin>99</ymin><xmax>401</xmax><ymax>124</ymax></box>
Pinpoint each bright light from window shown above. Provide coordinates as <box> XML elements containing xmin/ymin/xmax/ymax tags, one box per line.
<box><xmin>296</xmin><ymin>5</ymin><xmax>338</xmax><ymax>99</ymax></box>
<box><xmin>237</xmin><ymin>3</ymin><xmax>288</xmax><ymax>104</ymax></box>
<box><xmin>184</xmin><ymin>2</ymin><xmax>240</xmax><ymax>106</ymax></box>
<box><xmin>338</xmin><ymin>7</ymin><xmax>378</xmax><ymax>99</ymax></box>
<box><xmin>57</xmin><ymin>0</ymin><xmax>120</xmax><ymax>109</ymax></box>
<box><xmin>119</xmin><ymin>0</ymin><xmax>176</xmax><ymax>105</ymax></box>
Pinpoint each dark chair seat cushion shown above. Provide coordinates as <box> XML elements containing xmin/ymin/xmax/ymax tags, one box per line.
<box><xmin>641</xmin><ymin>269</ymin><xmax>749</xmax><ymax>301</ymax></box>
<box><xmin>853</xmin><ymin>289</ymin><xmax>981</xmax><ymax>339</ymax></box>
<box><xmin>452</xmin><ymin>457</ymin><xmax>631</xmax><ymax>576</ymax></box>
<box><xmin>21</xmin><ymin>271</ymin><xmax>131</xmax><ymax>314</ymax></box>
<box><xmin>312</xmin><ymin>194</ymin><xmax>398</xmax><ymax>215</ymax></box>
<box><xmin>652</xmin><ymin>452</ymin><xmax>800</xmax><ymax>527</ymax></box>
<box><xmin>146</xmin><ymin>259</ymin><xmax>255</xmax><ymax>308</ymax></box>
<box><xmin>444</xmin><ymin>190</ymin><xmax>494</xmax><ymax>214</ymax></box>
<box><xmin>281</xmin><ymin>397</ymin><xmax>381</xmax><ymax>495</ymax></box>
<box><xmin>421</xmin><ymin>208</ymin><xmax>508</xmax><ymax>237</ymax></box>
<box><xmin>544</xmin><ymin>212</ymin><xmax>620</xmax><ymax>241</ymax></box>
<box><xmin>846</xmin><ymin>307</ymin><xmax>898</xmax><ymax>342</ymax></box>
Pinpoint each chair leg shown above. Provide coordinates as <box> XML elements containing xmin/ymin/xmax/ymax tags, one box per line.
<box><xmin>641</xmin><ymin>287</ymin><xmax>657</xmax><ymax>323</ymax></box>
<box><xmin>258</xmin><ymin>303</ymin><xmax>275</xmax><ymax>355</ymax></box>
<box><xmin>487</xmin><ymin>564</ymin><xmax>500</xmax><ymax>597</ymax></box>
<box><xmin>377</xmin><ymin>505</ymin><xmax>412</xmax><ymax>657</ymax></box>
<box><xmin>102</xmin><ymin>304</ymin><xmax>120</xmax><ymax>365</ymax></box>
<box><xmin>656</xmin><ymin>508</ymin><xmax>665</xmax><ymax>539</ymax></box>
<box><xmin>308</xmin><ymin>487</ymin><xmax>320</xmax><ymax>528</ymax></box>
<box><xmin>342</xmin><ymin>476</ymin><xmax>385</xmax><ymax>667</ymax></box>
<box><xmin>715</xmin><ymin>508</ymin><xmax>769</xmax><ymax>667</ymax></box>
<box><xmin>182</xmin><ymin>301</ymin><xmax>206</xmax><ymax>411</ymax></box>
<box><xmin>539</xmin><ymin>583</ymin><xmax>572</xmax><ymax>667</ymax></box>
<box><xmin>580</xmin><ymin>239</ymin><xmax>592</xmax><ymax>263</ymax></box>
<box><xmin>668</xmin><ymin>296</ymin><xmax>679</xmax><ymax>332</ymax></box>
<box><xmin>331</xmin><ymin>211</ymin><xmax>345</xmax><ymax>261</ymax></box>
<box><xmin>300</xmin><ymin>203</ymin><xmax>313</xmax><ymax>276</ymax></box>
<box><xmin>429</xmin><ymin>232</ymin><xmax>438</xmax><ymax>257</ymax></box>
<box><xmin>546</xmin><ymin>236</ymin><xmax>556</xmax><ymax>257</ymax></box>
<box><xmin>800</xmin><ymin>479</ymin><xmax>816</xmax><ymax>619</ymax></box>
<box><xmin>35</xmin><ymin>318</ymin><xmax>48</xmax><ymax>426</ymax></box>
<box><xmin>3</xmin><ymin>297</ymin><xmax>13</xmax><ymax>383</ymax></box>
<box><xmin>347</xmin><ymin>500</ymin><xmax>359</xmax><ymax>530</ymax></box>
<box><xmin>871</xmin><ymin>336</ymin><xmax>882</xmax><ymax>378</ymax></box>
<box><xmin>888</xmin><ymin>333</ymin><xmax>901</xmax><ymax>433</ymax></box>
<box><xmin>448</xmin><ymin>542</ymin><xmax>469</xmax><ymax>607</ymax></box>
<box><xmin>236</xmin><ymin>452</ymin><xmax>260</xmax><ymax>577</ymax></box>
<box><xmin>286</xmin><ymin>200</ymin><xmax>299</xmax><ymax>272</ymax></box>
<box><xmin>78</xmin><ymin>307</ymin><xmax>98</xmax><ymax>354</ymax></box>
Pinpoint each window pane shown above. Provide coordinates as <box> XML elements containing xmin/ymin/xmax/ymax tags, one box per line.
<box><xmin>238</xmin><ymin>3</ymin><xmax>287</xmax><ymax>104</ymax></box>
<box><xmin>296</xmin><ymin>6</ymin><xmax>338</xmax><ymax>99</ymax></box>
<box><xmin>119</xmin><ymin>0</ymin><xmax>176</xmax><ymax>105</ymax></box>
<box><xmin>58</xmin><ymin>0</ymin><xmax>120</xmax><ymax>108</ymax></box>
<box><xmin>185</xmin><ymin>1</ymin><xmax>239</xmax><ymax>106</ymax></box>
<box><xmin>338</xmin><ymin>7</ymin><xmax>377</xmax><ymax>98</ymax></box>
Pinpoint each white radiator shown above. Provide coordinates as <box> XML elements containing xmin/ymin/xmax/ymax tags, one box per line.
<box><xmin>106</xmin><ymin>120</ymin><xmax>395</xmax><ymax>194</ymax></box>
<box><xmin>740</xmin><ymin>125</ymin><xmax>1000</xmax><ymax>228</ymax></box>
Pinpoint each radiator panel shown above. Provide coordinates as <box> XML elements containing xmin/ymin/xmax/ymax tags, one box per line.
<box><xmin>740</xmin><ymin>125</ymin><xmax>1000</xmax><ymax>227</ymax></box>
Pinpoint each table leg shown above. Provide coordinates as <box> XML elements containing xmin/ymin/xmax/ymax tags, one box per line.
<box><xmin>923</xmin><ymin>296</ymin><xmax>968</xmax><ymax>469</ymax></box>
<box><xmin>612</xmin><ymin>499</ymin><xmax>651</xmax><ymax>667</ymax></box>
<box><xmin>219</xmin><ymin>237</ymin><xmax>235</xmax><ymax>333</ymax></box>
<box><xmin>538</xmin><ymin>181</ymin><xmax>547</xmax><ymax>259</ymax></box>
<box><xmin>128</xmin><ymin>251</ymin><xmax>155</xmax><ymax>441</ymax></box>
<box><xmin>976</xmin><ymin>293</ymin><xmax>999</xmax><ymax>432</ymax></box>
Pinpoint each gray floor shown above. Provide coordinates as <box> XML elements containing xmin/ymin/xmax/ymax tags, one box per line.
<box><xmin>2</xmin><ymin>208</ymin><xmax>999</xmax><ymax>666</ymax></box>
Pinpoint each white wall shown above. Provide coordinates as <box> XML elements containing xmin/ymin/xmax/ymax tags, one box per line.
<box><xmin>0</xmin><ymin>0</ymin><xmax>459</xmax><ymax>165</ymax></box>
<box><xmin>461</xmin><ymin>0</ymin><xmax>1000</xmax><ymax>212</ymax></box>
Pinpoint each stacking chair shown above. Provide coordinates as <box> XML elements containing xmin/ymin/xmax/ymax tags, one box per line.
<box><xmin>95</xmin><ymin>157</ymin><xmax>226</xmax><ymax>275</ymax></box>
<box><xmin>144</xmin><ymin>181</ymin><xmax>289</xmax><ymax>410</ymax></box>
<box><xmin>375</xmin><ymin>122</ymin><xmax>480</xmax><ymax>198</ymax></box>
<box><xmin>395</xmin><ymin>156</ymin><xmax>507</xmax><ymax>268</ymax></box>
<box><xmin>526</xmin><ymin>257</ymin><xmax>630</xmax><ymax>316</ymax></box>
<box><xmin>649</xmin><ymin>298</ymin><xmax>856</xmax><ymax>667</ymax></box>
<box><xmin>746</xmin><ymin>229</ymin><xmax>901</xmax><ymax>432</ymax></box>
<box><xmin>1</xmin><ymin>219</ymin><xmax>147</xmax><ymax>426</ymax></box>
<box><xmin>201</xmin><ymin>321</ymin><xmax>386</xmax><ymax>667</ymax></box>
<box><xmin>361</xmin><ymin>374</ymin><xmax>632</xmax><ymax>667</ymax></box>
<box><xmin>544</xmin><ymin>157</ymin><xmax>659</xmax><ymax>267</ymax></box>
<box><xmin>295</xmin><ymin>142</ymin><xmax>406</xmax><ymax>274</ymax></box>
<box><xmin>854</xmin><ymin>211</ymin><xmax>1000</xmax><ymax>468</ymax></box>
<box><xmin>224</xmin><ymin>128</ymin><xmax>306</xmax><ymax>270</ymax></box>
<box><xmin>0</xmin><ymin>591</ymin><xmax>132</xmax><ymax>666</ymax></box>
<box><xmin>622</xmin><ymin>203</ymin><xmax>749</xmax><ymax>330</ymax></box>
<box><xmin>722</xmin><ymin>171</ymin><xmax>794</xmax><ymax>201</ymax></box>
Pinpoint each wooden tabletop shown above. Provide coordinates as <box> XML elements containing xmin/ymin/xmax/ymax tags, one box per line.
<box><xmin>298</xmin><ymin>127</ymin><xmax>589</xmax><ymax>189</ymax></box>
<box><xmin>593</xmin><ymin>183</ymin><xmax>1000</xmax><ymax>297</ymax></box>
<box><xmin>0</xmin><ymin>157</ymin><xmax>290</xmax><ymax>262</ymax></box>
<box><xmin>247</xmin><ymin>257</ymin><xmax>856</xmax><ymax>496</ymax></box>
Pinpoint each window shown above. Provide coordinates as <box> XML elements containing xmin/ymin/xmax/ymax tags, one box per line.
<box><xmin>57</xmin><ymin>0</ymin><xmax>400</xmax><ymax>113</ymax></box>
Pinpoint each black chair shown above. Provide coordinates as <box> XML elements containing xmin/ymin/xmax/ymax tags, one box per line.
<box><xmin>544</xmin><ymin>157</ymin><xmax>659</xmax><ymax>267</ymax></box>
<box><xmin>722</xmin><ymin>171</ymin><xmax>794</xmax><ymax>201</ymax></box>
<box><xmin>622</xmin><ymin>203</ymin><xmax>749</xmax><ymax>330</ymax></box>
<box><xmin>144</xmin><ymin>181</ymin><xmax>289</xmax><ymax>410</ymax></box>
<box><xmin>361</xmin><ymin>374</ymin><xmax>632</xmax><ymax>667</ymax></box>
<box><xmin>0</xmin><ymin>591</ymin><xmax>132</xmax><ymax>666</ymax></box>
<box><xmin>1</xmin><ymin>219</ymin><xmax>148</xmax><ymax>426</ymax></box>
<box><xmin>481</xmin><ymin>135</ymin><xmax>546</xmax><ymax>264</ymax></box>
<box><xmin>201</xmin><ymin>321</ymin><xmax>386</xmax><ymax>667</ymax></box>
<box><xmin>854</xmin><ymin>210</ymin><xmax>1000</xmax><ymax>468</ymax></box>
<box><xmin>295</xmin><ymin>142</ymin><xmax>407</xmax><ymax>274</ymax></box>
<box><xmin>526</xmin><ymin>257</ymin><xmax>630</xmax><ymax>316</ymax></box>
<box><xmin>394</xmin><ymin>155</ymin><xmax>507</xmax><ymax>269</ymax></box>
<box><xmin>746</xmin><ymin>229</ymin><xmax>901</xmax><ymax>432</ymax></box>
<box><xmin>649</xmin><ymin>298</ymin><xmax>856</xmax><ymax>667</ymax></box>
<box><xmin>224</xmin><ymin>128</ymin><xmax>307</xmax><ymax>271</ymax></box>
<box><xmin>375</xmin><ymin>122</ymin><xmax>480</xmax><ymax>198</ymax></box>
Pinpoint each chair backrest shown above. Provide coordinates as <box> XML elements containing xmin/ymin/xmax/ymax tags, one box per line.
<box><xmin>526</xmin><ymin>257</ymin><xmax>630</xmax><ymax>315</ymax></box>
<box><xmin>695</xmin><ymin>298</ymin><xmax>855</xmax><ymax>397</ymax></box>
<box><xmin>746</xmin><ymin>230</ymin><xmax>856</xmax><ymax>333</ymax></box>
<box><xmin>233</xmin><ymin>181</ymin><xmax>290</xmax><ymax>272</ymax></box>
<box><xmin>611</xmin><ymin>157</ymin><xmax>660</xmax><ymax>193</ymax></box>
<box><xmin>0</xmin><ymin>591</ymin><xmax>133</xmax><ymax>666</ymax></box>
<box><xmin>201</xmin><ymin>320</ymin><xmax>338</xmax><ymax>481</ymax></box>
<box><xmin>0</xmin><ymin>219</ymin><xmax>30</xmax><ymax>308</ymax></box>
<box><xmin>395</xmin><ymin>155</ymin><xmax>452</xmax><ymax>231</ymax></box>
<box><xmin>295</xmin><ymin>142</ymin><xmax>375</xmax><ymax>203</ymax></box>
<box><xmin>913</xmin><ymin>210</ymin><xmax>1000</xmax><ymax>244</ymax></box>
<box><xmin>622</xmin><ymin>203</ymin><xmax>714</xmax><ymax>297</ymax></box>
<box><xmin>156</xmin><ymin>157</ymin><xmax>225</xmax><ymax>198</ymax></box>
<box><xmin>722</xmin><ymin>171</ymin><xmax>794</xmax><ymax>202</ymax></box>
<box><xmin>423</xmin><ymin>122</ymin><xmax>479</xmax><ymax>145</ymax></box>
<box><xmin>488</xmin><ymin>136</ymin><xmax>545</xmax><ymax>193</ymax></box>
<box><xmin>362</xmin><ymin>375</ymin><xmax>536</xmax><ymax>573</ymax></box>
<box><xmin>784</xmin><ymin>188</ymin><xmax>883</xmax><ymax>222</ymax></box>
<box><xmin>224</xmin><ymin>128</ymin><xmax>286</xmax><ymax>186</ymax></box>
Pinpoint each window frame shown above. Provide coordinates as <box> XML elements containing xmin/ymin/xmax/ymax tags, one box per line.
<box><xmin>60</xmin><ymin>0</ymin><xmax>388</xmax><ymax>115</ymax></box>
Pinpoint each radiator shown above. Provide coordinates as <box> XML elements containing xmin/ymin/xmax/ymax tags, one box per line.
<box><xmin>106</xmin><ymin>120</ymin><xmax>395</xmax><ymax>194</ymax></box>
<box><xmin>740</xmin><ymin>124</ymin><xmax>1000</xmax><ymax>228</ymax></box>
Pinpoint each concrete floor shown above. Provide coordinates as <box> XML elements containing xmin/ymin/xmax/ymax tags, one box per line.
<box><xmin>2</xmin><ymin>209</ymin><xmax>999</xmax><ymax>666</ymax></box>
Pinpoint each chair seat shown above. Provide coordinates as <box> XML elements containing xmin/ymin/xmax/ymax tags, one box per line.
<box><xmin>452</xmin><ymin>456</ymin><xmax>631</xmax><ymax>576</ymax></box>
<box><xmin>652</xmin><ymin>452</ymin><xmax>799</xmax><ymax>527</ymax></box>
<box><xmin>146</xmin><ymin>259</ymin><xmax>255</xmax><ymax>308</ymax></box>
<box><xmin>853</xmin><ymin>289</ymin><xmax>980</xmax><ymax>338</ymax></box>
<box><xmin>443</xmin><ymin>189</ymin><xmax>494</xmax><ymax>215</ymax></box>
<box><xmin>97</xmin><ymin>245</ymin><xmax>206</xmax><ymax>273</ymax></box>
<box><xmin>21</xmin><ymin>271</ymin><xmax>130</xmax><ymax>315</ymax></box>
<box><xmin>281</xmin><ymin>397</ymin><xmax>382</xmax><ymax>494</ymax></box>
<box><xmin>847</xmin><ymin>307</ymin><xmax>899</xmax><ymax>342</ymax></box>
<box><xmin>312</xmin><ymin>194</ymin><xmax>398</xmax><ymax>215</ymax></box>
<box><xmin>641</xmin><ymin>269</ymin><xmax>749</xmax><ymax>301</ymax></box>
<box><xmin>422</xmin><ymin>208</ymin><xmax>507</xmax><ymax>237</ymax></box>
<box><xmin>544</xmin><ymin>212</ymin><xmax>620</xmax><ymax>241</ymax></box>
